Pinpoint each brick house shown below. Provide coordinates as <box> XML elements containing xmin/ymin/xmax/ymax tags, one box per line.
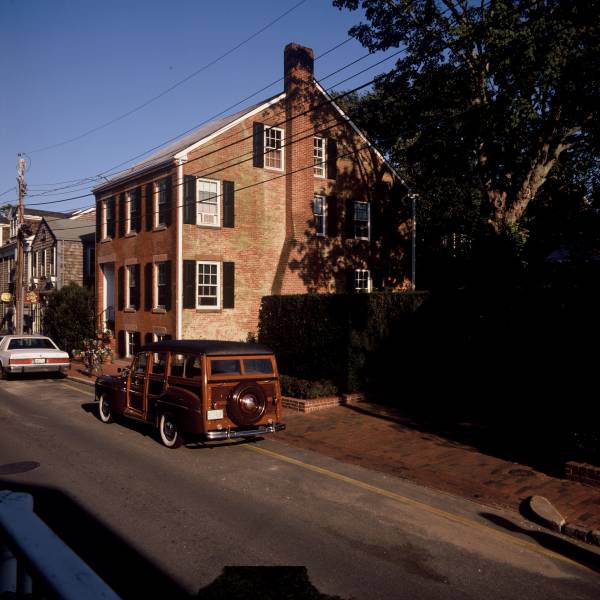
<box><xmin>93</xmin><ymin>43</ymin><xmax>410</xmax><ymax>357</ymax></box>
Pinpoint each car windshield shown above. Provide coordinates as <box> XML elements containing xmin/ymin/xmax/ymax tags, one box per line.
<box><xmin>7</xmin><ymin>338</ymin><xmax>57</xmax><ymax>350</ymax></box>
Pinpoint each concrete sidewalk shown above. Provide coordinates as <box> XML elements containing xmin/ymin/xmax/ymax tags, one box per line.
<box><xmin>66</xmin><ymin>360</ymin><xmax>600</xmax><ymax>531</ymax></box>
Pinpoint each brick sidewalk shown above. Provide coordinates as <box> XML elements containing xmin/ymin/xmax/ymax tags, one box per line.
<box><xmin>66</xmin><ymin>361</ymin><xmax>600</xmax><ymax>529</ymax></box>
<box><xmin>279</xmin><ymin>402</ymin><xmax>600</xmax><ymax>530</ymax></box>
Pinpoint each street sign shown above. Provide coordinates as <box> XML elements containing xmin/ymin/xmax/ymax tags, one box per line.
<box><xmin>0</xmin><ymin>292</ymin><xmax>12</xmax><ymax>303</ymax></box>
<box><xmin>26</xmin><ymin>291</ymin><xmax>38</xmax><ymax>304</ymax></box>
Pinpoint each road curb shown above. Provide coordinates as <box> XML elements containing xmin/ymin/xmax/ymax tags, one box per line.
<box><xmin>526</xmin><ymin>495</ymin><xmax>600</xmax><ymax>547</ymax></box>
<box><xmin>66</xmin><ymin>375</ymin><xmax>95</xmax><ymax>388</ymax></box>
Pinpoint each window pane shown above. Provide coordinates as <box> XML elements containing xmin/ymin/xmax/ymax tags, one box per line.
<box><xmin>210</xmin><ymin>359</ymin><xmax>241</xmax><ymax>376</ymax></box>
<box><xmin>243</xmin><ymin>358</ymin><xmax>273</xmax><ymax>374</ymax></box>
<box><xmin>152</xmin><ymin>352</ymin><xmax>167</xmax><ymax>375</ymax></box>
<box><xmin>170</xmin><ymin>353</ymin><xmax>185</xmax><ymax>377</ymax></box>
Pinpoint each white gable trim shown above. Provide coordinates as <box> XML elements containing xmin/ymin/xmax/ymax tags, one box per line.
<box><xmin>174</xmin><ymin>93</ymin><xmax>286</xmax><ymax>160</ymax></box>
<box><xmin>313</xmin><ymin>80</ymin><xmax>407</xmax><ymax>187</ymax></box>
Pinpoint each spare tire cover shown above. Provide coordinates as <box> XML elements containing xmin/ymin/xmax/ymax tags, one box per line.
<box><xmin>227</xmin><ymin>383</ymin><xmax>267</xmax><ymax>426</ymax></box>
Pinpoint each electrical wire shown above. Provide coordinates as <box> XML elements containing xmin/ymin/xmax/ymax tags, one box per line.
<box><xmin>25</xmin><ymin>0</ymin><xmax>310</xmax><ymax>155</ymax></box>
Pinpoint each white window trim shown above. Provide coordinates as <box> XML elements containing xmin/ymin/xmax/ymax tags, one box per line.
<box><xmin>355</xmin><ymin>269</ymin><xmax>372</xmax><ymax>293</ymax></box>
<box><xmin>354</xmin><ymin>201</ymin><xmax>371</xmax><ymax>241</ymax></box>
<box><xmin>196</xmin><ymin>178</ymin><xmax>221</xmax><ymax>228</ymax></box>
<box><xmin>125</xmin><ymin>192</ymin><xmax>132</xmax><ymax>234</ymax></box>
<box><xmin>126</xmin><ymin>265</ymin><xmax>136</xmax><ymax>309</ymax></box>
<box><xmin>264</xmin><ymin>126</ymin><xmax>284</xmax><ymax>171</ymax></box>
<box><xmin>125</xmin><ymin>331</ymin><xmax>137</xmax><ymax>358</ymax></box>
<box><xmin>195</xmin><ymin>260</ymin><xmax>221</xmax><ymax>310</ymax></box>
<box><xmin>154</xmin><ymin>261</ymin><xmax>167</xmax><ymax>309</ymax></box>
<box><xmin>314</xmin><ymin>195</ymin><xmax>327</xmax><ymax>237</ymax></box>
<box><xmin>101</xmin><ymin>199</ymin><xmax>109</xmax><ymax>240</ymax></box>
<box><xmin>314</xmin><ymin>137</ymin><xmax>326</xmax><ymax>178</ymax></box>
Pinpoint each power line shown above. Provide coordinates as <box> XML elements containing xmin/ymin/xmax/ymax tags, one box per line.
<box><xmin>22</xmin><ymin>37</ymin><xmax>356</xmax><ymax>196</ymax></box>
<box><xmin>25</xmin><ymin>0</ymin><xmax>310</xmax><ymax>155</ymax></box>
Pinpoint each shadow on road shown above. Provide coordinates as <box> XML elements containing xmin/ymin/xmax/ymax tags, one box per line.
<box><xmin>0</xmin><ymin>480</ymin><xmax>188</xmax><ymax>599</ymax></box>
<box><xmin>194</xmin><ymin>566</ymin><xmax>347</xmax><ymax>599</ymax></box>
<box><xmin>479</xmin><ymin>512</ymin><xmax>600</xmax><ymax>574</ymax></box>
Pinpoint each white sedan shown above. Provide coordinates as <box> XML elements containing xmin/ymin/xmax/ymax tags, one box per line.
<box><xmin>0</xmin><ymin>335</ymin><xmax>70</xmax><ymax>378</ymax></box>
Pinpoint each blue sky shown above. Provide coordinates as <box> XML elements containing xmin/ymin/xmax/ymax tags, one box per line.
<box><xmin>0</xmin><ymin>0</ymin><xmax>394</xmax><ymax>213</ymax></box>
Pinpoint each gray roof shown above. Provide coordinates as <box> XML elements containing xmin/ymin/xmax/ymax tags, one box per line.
<box><xmin>44</xmin><ymin>217</ymin><xmax>95</xmax><ymax>242</ymax></box>
<box><xmin>92</xmin><ymin>95</ymin><xmax>280</xmax><ymax>193</ymax></box>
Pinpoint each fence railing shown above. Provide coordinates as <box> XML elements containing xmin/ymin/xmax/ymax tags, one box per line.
<box><xmin>0</xmin><ymin>490</ymin><xmax>120</xmax><ymax>599</ymax></box>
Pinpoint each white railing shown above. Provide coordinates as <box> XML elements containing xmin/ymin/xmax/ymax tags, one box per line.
<box><xmin>0</xmin><ymin>490</ymin><xmax>121</xmax><ymax>599</ymax></box>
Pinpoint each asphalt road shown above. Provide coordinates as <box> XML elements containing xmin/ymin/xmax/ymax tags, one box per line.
<box><xmin>0</xmin><ymin>376</ymin><xmax>599</xmax><ymax>599</ymax></box>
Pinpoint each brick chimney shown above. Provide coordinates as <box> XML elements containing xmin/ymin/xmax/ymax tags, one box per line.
<box><xmin>280</xmin><ymin>43</ymin><xmax>316</xmax><ymax>294</ymax></box>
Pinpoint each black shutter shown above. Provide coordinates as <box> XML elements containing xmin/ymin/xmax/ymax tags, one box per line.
<box><xmin>118</xmin><ymin>266</ymin><xmax>124</xmax><ymax>311</ymax></box>
<box><xmin>164</xmin><ymin>334</ymin><xmax>173</xmax><ymax>341</ymax></box>
<box><xmin>145</xmin><ymin>183</ymin><xmax>153</xmax><ymax>230</ymax></box>
<box><xmin>131</xmin><ymin>265</ymin><xmax>140</xmax><ymax>309</ymax></box>
<box><xmin>223</xmin><ymin>181</ymin><xmax>235</xmax><ymax>228</ymax></box>
<box><xmin>164</xmin><ymin>261</ymin><xmax>172</xmax><ymax>311</ymax></box>
<box><xmin>95</xmin><ymin>201</ymin><xmax>101</xmax><ymax>242</ymax></box>
<box><xmin>183</xmin><ymin>260</ymin><xmax>196</xmax><ymax>309</ymax></box>
<box><xmin>107</xmin><ymin>197</ymin><xmax>116</xmax><ymax>239</ymax></box>
<box><xmin>118</xmin><ymin>193</ymin><xmax>125</xmax><ymax>237</ymax></box>
<box><xmin>163</xmin><ymin>176</ymin><xmax>172</xmax><ymax>227</ymax></box>
<box><xmin>253</xmin><ymin>122</ymin><xmax>264</xmax><ymax>168</ymax></box>
<box><xmin>118</xmin><ymin>330</ymin><xmax>125</xmax><ymax>358</ymax></box>
<box><xmin>327</xmin><ymin>138</ymin><xmax>337</xmax><ymax>180</ymax></box>
<box><xmin>345</xmin><ymin>198</ymin><xmax>355</xmax><ymax>239</ymax></box>
<box><xmin>184</xmin><ymin>175</ymin><xmax>196</xmax><ymax>225</ymax></box>
<box><xmin>327</xmin><ymin>195</ymin><xmax>338</xmax><ymax>237</ymax></box>
<box><xmin>372</xmin><ymin>267</ymin><xmax>384</xmax><ymax>291</ymax></box>
<box><xmin>134</xmin><ymin>187</ymin><xmax>141</xmax><ymax>232</ymax></box>
<box><xmin>145</xmin><ymin>332</ymin><xmax>153</xmax><ymax>345</ymax></box>
<box><xmin>133</xmin><ymin>332</ymin><xmax>141</xmax><ymax>355</ymax></box>
<box><xmin>223</xmin><ymin>262</ymin><xmax>234</xmax><ymax>309</ymax></box>
<box><xmin>346</xmin><ymin>268</ymin><xmax>356</xmax><ymax>293</ymax></box>
<box><xmin>145</xmin><ymin>262</ymin><xmax>153</xmax><ymax>311</ymax></box>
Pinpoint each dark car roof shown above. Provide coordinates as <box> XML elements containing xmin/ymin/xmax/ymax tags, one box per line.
<box><xmin>140</xmin><ymin>339</ymin><xmax>273</xmax><ymax>356</ymax></box>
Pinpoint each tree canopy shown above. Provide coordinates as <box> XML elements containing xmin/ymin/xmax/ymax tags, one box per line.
<box><xmin>333</xmin><ymin>1</ymin><xmax>599</xmax><ymax>242</ymax></box>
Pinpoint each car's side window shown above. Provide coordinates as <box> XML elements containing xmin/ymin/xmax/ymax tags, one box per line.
<box><xmin>170</xmin><ymin>353</ymin><xmax>185</xmax><ymax>377</ymax></box>
<box><xmin>151</xmin><ymin>352</ymin><xmax>167</xmax><ymax>375</ymax></box>
<box><xmin>132</xmin><ymin>352</ymin><xmax>148</xmax><ymax>375</ymax></box>
<box><xmin>185</xmin><ymin>355</ymin><xmax>202</xmax><ymax>379</ymax></box>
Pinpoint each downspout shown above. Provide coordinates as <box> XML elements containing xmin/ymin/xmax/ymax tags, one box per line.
<box><xmin>176</xmin><ymin>159</ymin><xmax>184</xmax><ymax>339</ymax></box>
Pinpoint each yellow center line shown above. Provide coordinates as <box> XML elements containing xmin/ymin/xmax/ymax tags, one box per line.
<box><xmin>245</xmin><ymin>444</ymin><xmax>599</xmax><ymax>576</ymax></box>
<box><xmin>61</xmin><ymin>382</ymin><xmax>95</xmax><ymax>396</ymax></box>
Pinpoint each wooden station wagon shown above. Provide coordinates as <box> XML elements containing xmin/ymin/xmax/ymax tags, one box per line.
<box><xmin>94</xmin><ymin>340</ymin><xmax>285</xmax><ymax>447</ymax></box>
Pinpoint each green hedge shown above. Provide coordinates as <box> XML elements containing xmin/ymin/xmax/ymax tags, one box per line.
<box><xmin>258</xmin><ymin>292</ymin><xmax>428</xmax><ymax>393</ymax></box>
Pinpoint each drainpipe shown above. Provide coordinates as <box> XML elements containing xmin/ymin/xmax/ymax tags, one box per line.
<box><xmin>176</xmin><ymin>159</ymin><xmax>184</xmax><ymax>339</ymax></box>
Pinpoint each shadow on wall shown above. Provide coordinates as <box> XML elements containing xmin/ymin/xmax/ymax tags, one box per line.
<box><xmin>281</xmin><ymin>73</ymin><xmax>412</xmax><ymax>293</ymax></box>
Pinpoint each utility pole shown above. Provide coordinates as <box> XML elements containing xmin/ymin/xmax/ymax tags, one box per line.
<box><xmin>15</xmin><ymin>155</ymin><xmax>26</xmax><ymax>335</ymax></box>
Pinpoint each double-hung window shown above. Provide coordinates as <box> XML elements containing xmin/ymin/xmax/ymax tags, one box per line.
<box><xmin>197</xmin><ymin>179</ymin><xmax>220</xmax><ymax>226</ymax></box>
<box><xmin>156</xmin><ymin>179</ymin><xmax>169</xmax><ymax>227</ymax></box>
<box><xmin>354</xmin><ymin>201</ymin><xmax>370</xmax><ymax>240</ymax></box>
<box><xmin>126</xmin><ymin>331</ymin><xmax>138</xmax><ymax>357</ymax></box>
<box><xmin>50</xmin><ymin>246</ymin><xmax>56</xmax><ymax>277</ymax></box>
<box><xmin>313</xmin><ymin>195</ymin><xmax>327</xmax><ymax>237</ymax></box>
<box><xmin>355</xmin><ymin>269</ymin><xmax>371</xmax><ymax>293</ymax></box>
<box><xmin>264</xmin><ymin>127</ymin><xmax>284</xmax><ymax>170</ymax></box>
<box><xmin>126</xmin><ymin>265</ymin><xmax>137</xmax><ymax>309</ymax></box>
<box><xmin>155</xmin><ymin>262</ymin><xmax>168</xmax><ymax>309</ymax></box>
<box><xmin>314</xmin><ymin>137</ymin><xmax>325</xmax><ymax>177</ymax></box>
<box><xmin>196</xmin><ymin>261</ymin><xmax>220</xmax><ymax>309</ymax></box>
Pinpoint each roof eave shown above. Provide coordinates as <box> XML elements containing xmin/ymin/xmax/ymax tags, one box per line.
<box><xmin>91</xmin><ymin>158</ymin><xmax>174</xmax><ymax>195</ymax></box>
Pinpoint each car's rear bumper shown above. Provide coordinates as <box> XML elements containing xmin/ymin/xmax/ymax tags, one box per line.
<box><xmin>205</xmin><ymin>423</ymin><xmax>286</xmax><ymax>440</ymax></box>
<box><xmin>6</xmin><ymin>363</ymin><xmax>70</xmax><ymax>374</ymax></box>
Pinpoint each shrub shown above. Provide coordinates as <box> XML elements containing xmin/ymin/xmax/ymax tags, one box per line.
<box><xmin>259</xmin><ymin>292</ymin><xmax>428</xmax><ymax>392</ymax></box>
<box><xmin>42</xmin><ymin>283</ymin><xmax>95</xmax><ymax>354</ymax></box>
<box><xmin>280</xmin><ymin>375</ymin><xmax>338</xmax><ymax>399</ymax></box>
